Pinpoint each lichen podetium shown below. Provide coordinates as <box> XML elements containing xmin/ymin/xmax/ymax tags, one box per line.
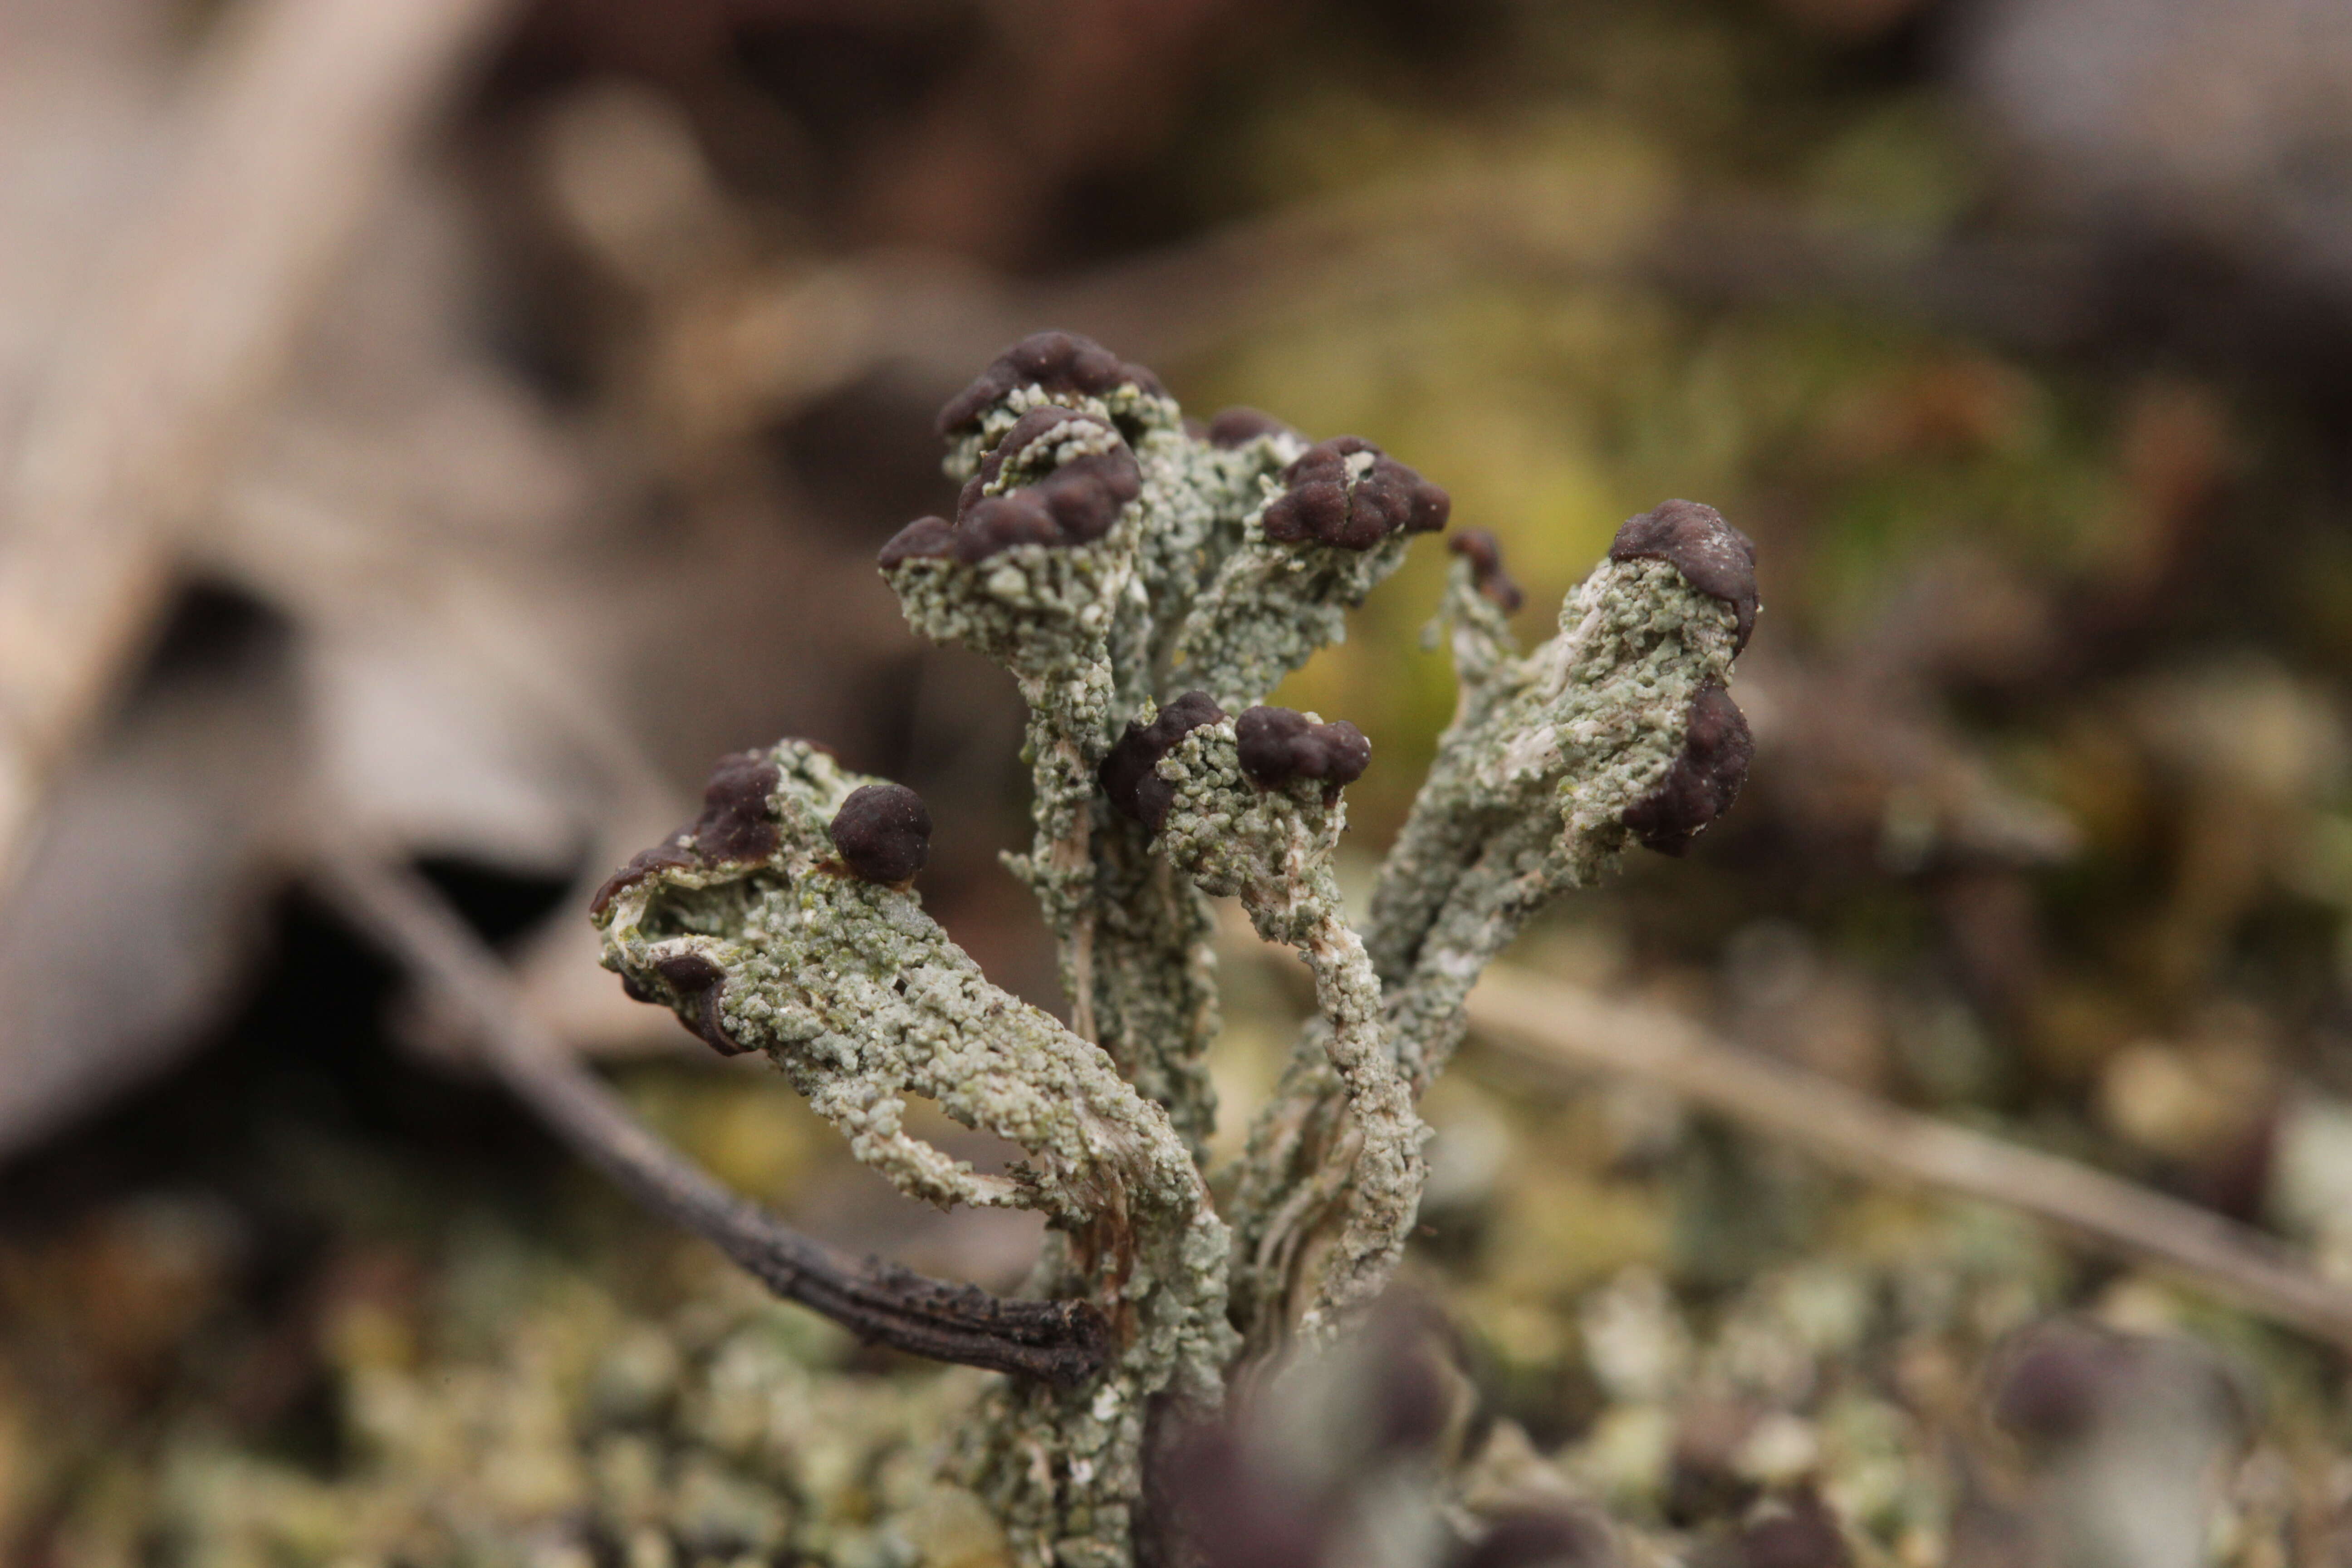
<box><xmin>593</xmin><ymin>332</ymin><xmax>1757</xmax><ymax>1567</ymax></box>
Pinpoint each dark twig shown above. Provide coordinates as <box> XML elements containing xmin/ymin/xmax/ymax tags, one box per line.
<box><xmin>311</xmin><ymin>849</ymin><xmax>1110</xmax><ymax>1387</ymax></box>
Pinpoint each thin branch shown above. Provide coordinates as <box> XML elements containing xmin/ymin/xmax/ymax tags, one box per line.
<box><xmin>1463</xmin><ymin>965</ymin><xmax>2352</xmax><ymax>1350</ymax></box>
<box><xmin>311</xmin><ymin>849</ymin><xmax>1111</xmax><ymax>1387</ymax></box>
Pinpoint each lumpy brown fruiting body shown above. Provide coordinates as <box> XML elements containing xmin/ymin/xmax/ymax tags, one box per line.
<box><xmin>829</xmin><ymin>783</ymin><xmax>933</xmax><ymax>883</ymax></box>
<box><xmin>1620</xmin><ymin>679</ymin><xmax>1752</xmax><ymax>856</ymax></box>
<box><xmin>883</xmin><ymin>406</ymin><xmax>1143</xmax><ymax>565</ymax></box>
<box><xmin>1261</xmin><ymin>437</ymin><xmax>1450</xmax><ymax>550</ymax></box>
<box><xmin>653</xmin><ymin>951</ymin><xmax>744</xmax><ymax>1055</ymax></box>
<box><xmin>1102</xmin><ymin>691</ymin><xmax>1228</xmax><ymax>831</ymax></box>
<box><xmin>935</xmin><ymin>330</ymin><xmax>1165</xmax><ymax>437</ymax></box>
<box><xmin>587</xmin><ymin>750</ymin><xmax>781</xmax><ymax>916</ymax></box>
<box><xmin>1607</xmin><ymin>499</ymin><xmax>1759</xmax><ymax>651</ymax></box>
<box><xmin>1446</xmin><ymin>528</ymin><xmax>1524</xmax><ymax>612</ymax></box>
<box><xmin>1233</xmin><ymin>706</ymin><xmax>1372</xmax><ymax>790</ymax></box>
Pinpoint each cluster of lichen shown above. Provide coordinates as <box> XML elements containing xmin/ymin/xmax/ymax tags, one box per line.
<box><xmin>592</xmin><ymin>332</ymin><xmax>1755</xmax><ymax>1567</ymax></box>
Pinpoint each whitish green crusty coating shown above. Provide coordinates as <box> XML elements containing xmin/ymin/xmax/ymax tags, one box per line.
<box><xmin>1083</xmin><ymin>811</ymin><xmax>1222</xmax><ymax>1162</ymax></box>
<box><xmin>1372</xmin><ymin>555</ymin><xmax>1743</xmax><ymax>1088</ymax></box>
<box><xmin>896</xmin><ymin>397</ymin><xmax>1300</xmax><ymax>1112</ymax></box>
<box><xmin>887</xmin><ymin>420</ymin><xmax>1142</xmax><ymax>1045</ymax></box>
<box><xmin>1227</xmin><ymin>555</ymin><xmax>1743</xmax><ymax>1341</ymax></box>
<box><xmin>1118</xmin><ymin>426</ymin><xmax>1304</xmax><ymax>709</ymax></box>
<box><xmin>887</xmin><ymin>521</ymin><xmax>1129</xmax><ymax>865</ymax></box>
<box><xmin>1154</xmin><ymin>720</ymin><xmax>1425</xmax><ymax>1342</ymax></box>
<box><xmin>954</xmin><ymin>1179</ymin><xmax>1238</xmax><ymax>1568</ymax></box>
<box><xmin>595</xmin><ymin>740</ymin><xmax>1236</xmax><ymax>1568</ymax></box>
<box><xmin>1169</xmin><ymin>519</ymin><xmax>1413</xmax><ymax>713</ymax></box>
<box><xmin>1080</xmin><ymin>426</ymin><xmax>1295</xmax><ymax>1156</ymax></box>
<box><xmin>597</xmin><ymin>743</ymin><xmax>1193</xmax><ymax>1227</ymax></box>
<box><xmin>627</xmin><ymin>331</ymin><xmax>1759</xmax><ymax>1565</ymax></box>
<box><xmin>897</xmin><ymin>386</ymin><xmax>1314</xmax><ymax>1172</ymax></box>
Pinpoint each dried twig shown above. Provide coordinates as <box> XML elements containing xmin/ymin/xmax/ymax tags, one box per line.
<box><xmin>1464</xmin><ymin>965</ymin><xmax>2352</xmax><ymax>1349</ymax></box>
<box><xmin>0</xmin><ymin>0</ymin><xmax>519</xmax><ymax>891</ymax></box>
<box><xmin>311</xmin><ymin>849</ymin><xmax>1111</xmax><ymax>1387</ymax></box>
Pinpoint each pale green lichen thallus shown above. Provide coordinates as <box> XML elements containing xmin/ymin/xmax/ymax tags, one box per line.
<box><xmin>591</xmin><ymin>331</ymin><xmax>1756</xmax><ymax>1568</ymax></box>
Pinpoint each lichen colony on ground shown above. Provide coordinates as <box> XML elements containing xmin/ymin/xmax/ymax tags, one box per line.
<box><xmin>592</xmin><ymin>332</ymin><xmax>1754</xmax><ymax>1566</ymax></box>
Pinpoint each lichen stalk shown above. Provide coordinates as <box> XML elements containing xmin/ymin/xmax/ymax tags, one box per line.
<box><xmin>595</xmin><ymin>740</ymin><xmax>1237</xmax><ymax>1568</ymax></box>
<box><xmin>588</xmin><ymin>332</ymin><xmax>1756</xmax><ymax>1566</ymax></box>
<box><xmin>1168</xmin><ymin>435</ymin><xmax>1447</xmax><ymax>711</ymax></box>
<box><xmin>1154</xmin><ymin>719</ymin><xmax>1426</xmax><ymax>1342</ymax></box>
<box><xmin>1081</xmin><ymin>422</ymin><xmax>1301</xmax><ymax>1150</ymax></box>
<box><xmin>883</xmin><ymin>409</ymin><xmax>1144</xmax><ymax>1039</ymax></box>
<box><xmin>1086</xmin><ymin>812</ymin><xmax>1222</xmax><ymax>1162</ymax></box>
<box><xmin>1369</xmin><ymin>553</ymin><xmax>1749</xmax><ymax>1088</ymax></box>
<box><xmin>1170</xmin><ymin>530</ymin><xmax>1412</xmax><ymax>712</ymax></box>
<box><xmin>1231</xmin><ymin>520</ymin><xmax>1755</xmax><ymax>1351</ymax></box>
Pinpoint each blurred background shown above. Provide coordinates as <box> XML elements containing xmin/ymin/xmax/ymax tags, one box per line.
<box><xmin>7</xmin><ymin>0</ymin><xmax>2352</xmax><ymax>1560</ymax></box>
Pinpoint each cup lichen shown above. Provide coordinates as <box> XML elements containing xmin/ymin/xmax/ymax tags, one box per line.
<box><xmin>591</xmin><ymin>331</ymin><xmax>1755</xmax><ymax>1567</ymax></box>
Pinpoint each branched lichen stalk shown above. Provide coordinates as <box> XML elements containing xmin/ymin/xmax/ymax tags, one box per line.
<box><xmin>884</xmin><ymin>404</ymin><xmax>1147</xmax><ymax>1044</ymax></box>
<box><xmin>584</xmin><ymin>331</ymin><xmax>1756</xmax><ymax>1568</ymax></box>
<box><xmin>594</xmin><ymin>738</ymin><xmax>1236</xmax><ymax>1568</ymax></box>
<box><xmin>1085</xmin><ymin>812</ymin><xmax>1223</xmax><ymax>1161</ymax></box>
<box><xmin>1371</xmin><ymin>502</ymin><xmax>1758</xmax><ymax>1091</ymax></box>
<box><xmin>1169</xmin><ymin>436</ymin><xmax>1449</xmax><ymax>711</ymax></box>
<box><xmin>1230</xmin><ymin>503</ymin><xmax>1758</xmax><ymax>1350</ymax></box>
<box><xmin>1074</xmin><ymin>419</ymin><xmax>1305</xmax><ymax>1155</ymax></box>
<box><xmin>324</xmin><ymin>851</ymin><xmax>1111</xmax><ymax>1386</ymax></box>
<box><xmin>1152</xmin><ymin>714</ymin><xmax>1425</xmax><ymax>1341</ymax></box>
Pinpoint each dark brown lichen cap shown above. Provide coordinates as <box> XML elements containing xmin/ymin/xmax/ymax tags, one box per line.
<box><xmin>936</xmin><ymin>331</ymin><xmax>1165</xmax><ymax>437</ymax></box>
<box><xmin>1202</xmin><ymin>407</ymin><xmax>1298</xmax><ymax>449</ymax></box>
<box><xmin>1448</xmin><ymin>527</ymin><xmax>1524</xmax><ymax>612</ymax></box>
<box><xmin>1235</xmin><ymin>705</ymin><xmax>1372</xmax><ymax>791</ymax></box>
<box><xmin>589</xmin><ymin>749</ymin><xmax>782</xmax><ymax>917</ymax></box>
<box><xmin>1262</xmin><ymin>436</ymin><xmax>1450</xmax><ymax>550</ymax></box>
<box><xmin>877</xmin><ymin>515</ymin><xmax>957</xmax><ymax>569</ymax></box>
<box><xmin>1101</xmin><ymin>691</ymin><xmax>1226</xmax><ymax>832</ymax></box>
<box><xmin>968</xmin><ymin>405</ymin><xmax>1123</xmax><ymax>490</ymax></box>
<box><xmin>830</xmin><ymin>783</ymin><xmax>932</xmax><ymax>884</ymax></box>
<box><xmin>1607</xmin><ymin>499</ymin><xmax>1759</xmax><ymax>652</ymax></box>
<box><xmin>882</xmin><ymin>405</ymin><xmax>1143</xmax><ymax>568</ymax></box>
<box><xmin>694</xmin><ymin>750</ymin><xmax>786</xmax><ymax>861</ymax></box>
<box><xmin>1621</xmin><ymin>679</ymin><xmax>1751</xmax><ymax>857</ymax></box>
<box><xmin>653</xmin><ymin>951</ymin><xmax>748</xmax><ymax>1057</ymax></box>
